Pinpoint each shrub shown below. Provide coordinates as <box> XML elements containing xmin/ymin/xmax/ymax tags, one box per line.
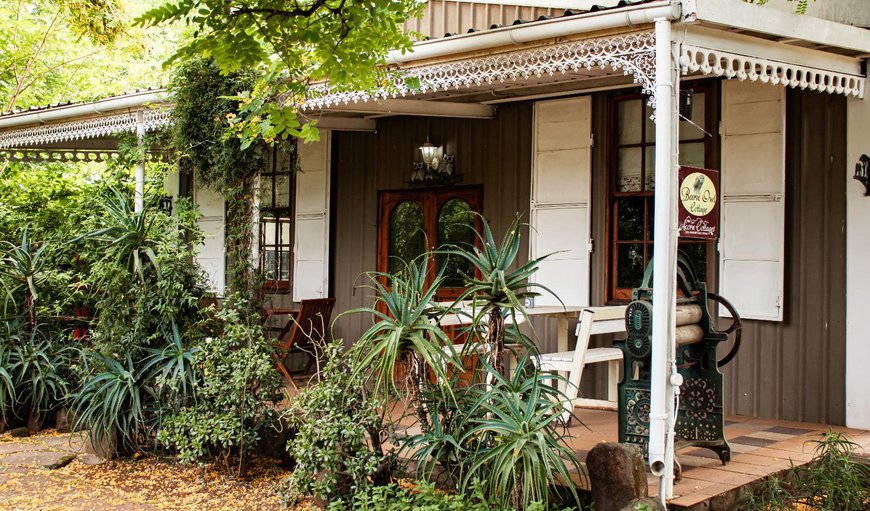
<box><xmin>281</xmin><ymin>339</ymin><xmax>394</xmax><ymax>507</ymax></box>
<box><xmin>325</xmin><ymin>480</ymin><xmax>497</xmax><ymax>511</ymax></box>
<box><xmin>742</xmin><ymin>430</ymin><xmax>870</xmax><ymax>511</ymax></box>
<box><xmin>157</xmin><ymin>295</ymin><xmax>283</xmax><ymax>474</ymax></box>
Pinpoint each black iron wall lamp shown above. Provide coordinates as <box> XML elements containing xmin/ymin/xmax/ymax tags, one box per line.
<box><xmin>855</xmin><ymin>154</ymin><xmax>870</xmax><ymax>196</ymax></box>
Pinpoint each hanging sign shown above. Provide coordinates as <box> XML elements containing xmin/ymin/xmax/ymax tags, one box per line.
<box><xmin>678</xmin><ymin>166</ymin><xmax>720</xmax><ymax>240</ymax></box>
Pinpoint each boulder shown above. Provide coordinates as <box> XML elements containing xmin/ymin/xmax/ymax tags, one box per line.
<box><xmin>586</xmin><ymin>442</ymin><xmax>648</xmax><ymax>511</ymax></box>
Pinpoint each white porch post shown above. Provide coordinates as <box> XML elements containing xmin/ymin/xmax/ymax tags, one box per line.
<box><xmin>134</xmin><ymin>110</ymin><xmax>146</xmax><ymax>213</ymax></box>
<box><xmin>649</xmin><ymin>17</ymin><xmax>680</xmax><ymax>503</ymax></box>
<box><xmin>846</xmin><ymin>95</ymin><xmax>870</xmax><ymax>430</ymax></box>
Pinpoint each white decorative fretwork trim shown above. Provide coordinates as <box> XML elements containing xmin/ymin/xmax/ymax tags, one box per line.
<box><xmin>678</xmin><ymin>44</ymin><xmax>865</xmax><ymax>98</ymax></box>
<box><xmin>303</xmin><ymin>31</ymin><xmax>658</xmax><ymax>110</ymax></box>
<box><xmin>0</xmin><ymin>108</ymin><xmax>173</xmax><ymax>149</ymax></box>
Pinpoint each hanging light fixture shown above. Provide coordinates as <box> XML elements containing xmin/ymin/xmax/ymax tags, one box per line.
<box><xmin>419</xmin><ymin>137</ymin><xmax>439</xmax><ymax>169</ymax></box>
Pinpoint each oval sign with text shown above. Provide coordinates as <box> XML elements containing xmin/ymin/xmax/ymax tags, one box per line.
<box><xmin>678</xmin><ymin>166</ymin><xmax>719</xmax><ymax>240</ymax></box>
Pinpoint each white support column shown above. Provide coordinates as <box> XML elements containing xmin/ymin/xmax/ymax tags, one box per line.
<box><xmin>134</xmin><ymin>110</ymin><xmax>146</xmax><ymax>213</ymax></box>
<box><xmin>846</xmin><ymin>94</ymin><xmax>870</xmax><ymax>430</ymax></box>
<box><xmin>649</xmin><ymin>17</ymin><xmax>680</xmax><ymax>503</ymax></box>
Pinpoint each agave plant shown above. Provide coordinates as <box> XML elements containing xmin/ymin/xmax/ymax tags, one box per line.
<box><xmin>0</xmin><ymin>342</ymin><xmax>16</xmax><ymax>423</ymax></box>
<box><xmin>0</xmin><ymin>227</ymin><xmax>50</xmax><ymax>324</ymax></box>
<box><xmin>347</xmin><ymin>259</ymin><xmax>463</xmax><ymax>430</ymax></box>
<box><xmin>73</xmin><ymin>187</ymin><xmax>159</xmax><ymax>283</ymax></box>
<box><xmin>7</xmin><ymin>330</ymin><xmax>71</xmax><ymax>422</ymax></box>
<box><xmin>440</xmin><ymin>214</ymin><xmax>559</xmax><ymax>376</ymax></box>
<box><xmin>73</xmin><ymin>353</ymin><xmax>151</xmax><ymax>456</ymax></box>
<box><xmin>460</xmin><ymin>366</ymin><xmax>582</xmax><ymax>511</ymax></box>
<box><xmin>142</xmin><ymin>320</ymin><xmax>201</xmax><ymax>410</ymax></box>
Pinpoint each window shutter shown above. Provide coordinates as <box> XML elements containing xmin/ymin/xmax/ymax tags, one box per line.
<box><xmin>293</xmin><ymin>131</ymin><xmax>331</xmax><ymax>301</ymax></box>
<box><xmin>194</xmin><ymin>180</ymin><xmax>226</xmax><ymax>295</ymax></box>
<box><xmin>719</xmin><ymin>80</ymin><xmax>785</xmax><ymax>321</ymax></box>
<box><xmin>530</xmin><ymin>96</ymin><xmax>593</xmax><ymax>307</ymax></box>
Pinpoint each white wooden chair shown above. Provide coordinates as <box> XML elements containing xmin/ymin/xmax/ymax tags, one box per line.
<box><xmin>538</xmin><ymin>306</ymin><xmax>626</xmax><ymax>412</ymax></box>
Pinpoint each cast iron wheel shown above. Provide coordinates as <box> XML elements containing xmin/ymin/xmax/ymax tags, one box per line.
<box><xmin>707</xmin><ymin>292</ymin><xmax>742</xmax><ymax>367</ymax></box>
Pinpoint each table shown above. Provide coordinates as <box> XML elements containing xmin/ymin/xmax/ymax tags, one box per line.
<box><xmin>439</xmin><ymin>304</ymin><xmax>584</xmax><ymax>353</ymax></box>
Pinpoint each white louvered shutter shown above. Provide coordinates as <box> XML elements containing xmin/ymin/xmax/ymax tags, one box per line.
<box><xmin>529</xmin><ymin>96</ymin><xmax>593</xmax><ymax>307</ymax></box>
<box><xmin>719</xmin><ymin>80</ymin><xmax>785</xmax><ymax>321</ymax></box>
<box><xmin>293</xmin><ymin>131</ymin><xmax>331</xmax><ymax>301</ymax></box>
<box><xmin>194</xmin><ymin>181</ymin><xmax>226</xmax><ymax>295</ymax></box>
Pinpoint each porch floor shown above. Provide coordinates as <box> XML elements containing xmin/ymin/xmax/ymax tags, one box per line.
<box><xmin>555</xmin><ymin>409</ymin><xmax>870</xmax><ymax>509</ymax></box>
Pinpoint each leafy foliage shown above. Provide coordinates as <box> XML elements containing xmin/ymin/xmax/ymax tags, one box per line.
<box><xmin>0</xmin><ymin>0</ymin><xmax>181</xmax><ymax>114</ymax></box>
<box><xmin>742</xmin><ymin>430</ymin><xmax>870</xmax><ymax>510</ymax></box>
<box><xmin>157</xmin><ymin>295</ymin><xmax>283</xmax><ymax>473</ymax></box>
<box><xmin>282</xmin><ymin>339</ymin><xmax>393</xmax><ymax>506</ymax></box>
<box><xmin>139</xmin><ymin>0</ymin><xmax>423</xmax><ymax>145</ymax></box>
<box><xmin>168</xmin><ymin>58</ymin><xmax>262</xmax><ymax>295</ymax></box>
<box><xmin>325</xmin><ymin>480</ymin><xmax>500</xmax><ymax>511</ymax></box>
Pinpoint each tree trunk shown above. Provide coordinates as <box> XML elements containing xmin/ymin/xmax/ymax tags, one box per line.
<box><xmin>487</xmin><ymin>308</ymin><xmax>506</xmax><ymax>377</ymax></box>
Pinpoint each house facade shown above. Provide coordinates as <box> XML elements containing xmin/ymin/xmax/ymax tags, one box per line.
<box><xmin>0</xmin><ymin>0</ymin><xmax>867</xmax><ymax>486</ymax></box>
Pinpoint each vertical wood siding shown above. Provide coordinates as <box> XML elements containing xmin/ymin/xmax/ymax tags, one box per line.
<box><xmin>720</xmin><ymin>90</ymin><xmax>847</xmax><ymax>425</ymax></box>
<box><xmin>329</xmin><ymin>86</ymin><xmax>847</xmax><ymax>425</ymax></box>
<box><xmin>330</xmin><ymin>103</ymin><xmax>533</xmax><ymax>342</ymax></box>
<box><xmin>404</xmin><ymin>1</ymin><xmax>559</xmax><ymax>40</ymax></box>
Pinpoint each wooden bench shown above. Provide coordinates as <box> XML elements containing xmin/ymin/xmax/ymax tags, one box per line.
<box><xmin>538</xmin><ymin>305</ymin><xmax>626</xmax><ymax>412</ymax></box>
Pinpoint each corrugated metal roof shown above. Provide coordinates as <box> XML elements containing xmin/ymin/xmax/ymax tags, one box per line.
<box><xmin>2</xmin><ymin>87</ymin><xmax>165</xmax><ymax>118</ymax></box>
<box><xmin>423</xmin><ymin>0</ymin><xmax>657</xmax><ymax>39</ymax></box>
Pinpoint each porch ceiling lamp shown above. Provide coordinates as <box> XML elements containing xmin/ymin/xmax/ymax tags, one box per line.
<box><xmin>420</xmin><ymin>137</ymin><xmax>440</xmax><ymax>169</ymax></box>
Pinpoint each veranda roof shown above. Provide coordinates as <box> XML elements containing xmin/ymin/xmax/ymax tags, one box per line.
<box><xmin>0</xmin><ymin>0</ymin><xmax>865</xmax><ymax>157</ymax></box>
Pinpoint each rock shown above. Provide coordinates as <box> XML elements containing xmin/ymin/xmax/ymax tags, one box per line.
<box><xmin>26</xmin><ymin>411</ymin><xmax>43</xmax><ymax>434</ymax></box>
<box><xmin>9</xmin><ymin>427</ymin><xmax>29</xmax><ymax>438</ymax></box>
<box><xmin>77</xmin><ymin>453</ymin><xmax>104</xmax><ymax>466</ymax></box>
<box><xmin>619</xmin><ymin>497</ymin><xmax>665</xmax><ymax>511</ymax></box>
<box><xmin>83</xmin><ymin>434</ymin><xmax>117</xmax><ymax>460</ymax></box>
<box><xmin>55</xmin><ymin>408</ymin><xmax>73</xmax><ymax>433</ymax></box>
<box><xmin>587</xmin><ymin>442</ymin><xmax>649</xmax><ymax>511</ymax></box>
<box><xmin>0</xmin><ymin>450</ymin><xmax>76</xmax><ymax>469</ymax></box>
<box><xmin>40</xmin><ymin>435</ymin><xmax>83</xmax><ymax>453</ymax></box>
<box><xmin>0</xmin><ymin>442</ymin><xmax>42</xmax><ymax>455</ymax></box>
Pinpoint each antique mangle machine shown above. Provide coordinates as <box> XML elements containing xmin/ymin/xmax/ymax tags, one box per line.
<box><xmin>616</xmin><ymin>253</ymin><xmax>742</xmax><ymax>465</ymax></box>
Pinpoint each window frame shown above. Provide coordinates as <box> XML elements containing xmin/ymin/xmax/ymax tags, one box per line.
<box><xmin>259</xmin><ymin>148</ymin><xmax>295</xmax><ymax>292</ymax></box>
<box><xmin>605</xmin><ymin>87</ymin><xmax>715</xmax><ymax>303</ymax></box>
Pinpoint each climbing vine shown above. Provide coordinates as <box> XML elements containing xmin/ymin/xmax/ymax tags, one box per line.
<box><xmin>169</xmin><ymin>58</ymin><xmax>263</xmax><ymax>297</ymax></box>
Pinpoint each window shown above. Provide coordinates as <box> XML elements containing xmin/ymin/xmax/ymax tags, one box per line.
<box><xmin>259</xmin><ymin>151</ymin><xmax>294</xmax><ymax>291</ymax></box>
<box><xmin>378</xmin><ymin>187</ymin><xmax>481</xmax><ymax>301</ymax></box>
<box><xmin>608</xmin><ymin>90</ymin><xmax>712</xmax><ymax>301</ymax></box>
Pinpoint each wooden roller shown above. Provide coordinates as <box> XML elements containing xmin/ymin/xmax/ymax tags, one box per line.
<box><xmin>675</xmin><ymin>304</ymin><xmax>703</xmax><ymax>326</ymax></box>
<box><xmin>675</xmin><ymin>324</ymin><xmax>704</xmax><ymax>345</ymax></box>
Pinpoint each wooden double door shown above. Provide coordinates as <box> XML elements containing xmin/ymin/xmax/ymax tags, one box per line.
<box><xmin>377</xmin><ymin>186</ymin><xmax>482</xmax><ymax>301</ymax></box>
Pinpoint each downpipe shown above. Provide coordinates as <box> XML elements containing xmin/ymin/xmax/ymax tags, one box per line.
<box><xmin>649</xmin><ymin>16</ymin><xmax>681</xmax><ymax>507</ymax></box>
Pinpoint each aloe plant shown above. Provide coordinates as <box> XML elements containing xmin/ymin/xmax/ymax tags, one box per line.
<box><xmin>0</xmin><ymin>343</ymin><xmax>15</xmax><ymax>422</ymax></box>
<box><xmin>347</xmin><ymin>259</ymin><xmax>463</xmax><ymax>430</ymax></box>
<box><xmin>0</xmin><ymin>227</ymin><xmax>50</xmax><ymax>324</ymax></box>
<box><xmin>460</xmin><ymin>366</ymin><xmax>582</xmax><ymax>511</ymax></box>
<box><xmin>73</xmin><ymin>353</ymin><xmax>151</xmax><ymax>455</ymax></box>
<box><xmin>142</xmin><ymin>320</ymin><xmax>201</xmax><ymax>409</ymax></box>
<box><xmin>440</xmin><ymin>214</ymin><xmax>559</xmax><ymax>376</ymax></box>
<box><xmin>73</xmin><ymin>187</ymin><xmax>159</xmax><ymax>283</ymax></box>
<box><xmin>7</xmin><ymin>329</ymin><xmax>70</xmax><ymax>422</ymax></box>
